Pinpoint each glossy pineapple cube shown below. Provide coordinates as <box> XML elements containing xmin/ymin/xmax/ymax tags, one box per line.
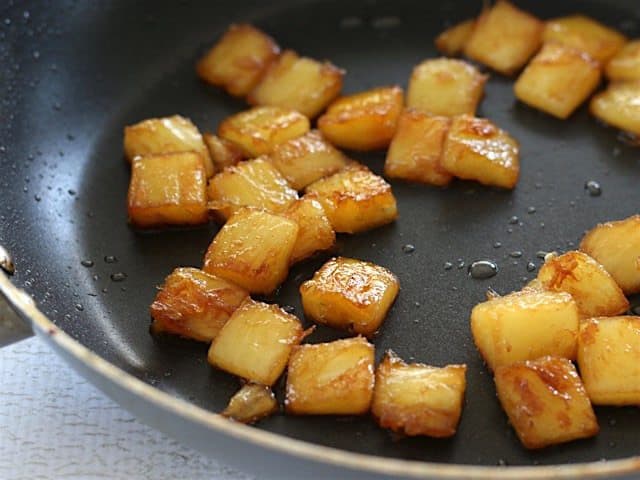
<box><xmin>202</xmin><ymin>208</ymin><xmax>298</xmax><ymax>294</ymax></box>
<box><xmin>249</xmin><ymin>50</ymin><xmax>344</xmax><ymax>118</ymax></box>
<box><xmin>317</xmin><ymin>86</ymin><xmax>404</xmax><ymax>151</ymax></box>
<box><xmin>514</xmin><ymin>43</ymin><xmax>601</xmax><ymax>119</ymax></box>
<box><xmin>435</xmin><ymin>19</ymin><xmax>475</xmax><ymax>57</ymax></box>
<box><xmin>127</xmin><ymin>152</ymin><xmax>208</xmax><ymax>228</ymax></box>
<box><xmin>222</xmin><ymin>383</ymin><xmax>278</xmax><ymax>424</ymax></box>
<box><xmin>543</xmin><ymin>15</ymin><xmax>626</xmax><ymax>64</ymax></box>
<box><xmin>606</xmin><ymin>40</ymin><xmax>640</xmax><ymax>81</ymax></box>
<box><xmin>203</xmin><ymin>133</ymin><xmax>244</xmax><ymax>172</ymax></box>
<box><xmin>442</xmin><ymin>115</ymin><xmax>519</xmax><ymax>189</ymax></box>
<box><xmin>495</xmin><ymin>356</ymin><xmax>599</xmax><ymax>449</ymax></box>
<box><xmin>208</xmin><ymin>299</ymin><xmax>304</xmax><ymax>386</ymax></box>
<box><xmin>150</xmin><ymin>267</ymin><xmax>248</xmax><ymax>342</ymax></box>
<box><xmin>590</xmin><ymin>81</ymin><xmax>640</xmax><ymax>136</ymax></box>
<box><xmin>372</xmin><ymin>351</ymin><xmax>466</xmax><ymax>437</ymax></box>
<box><xmin>285</xmin><ymin>336</ymin><xmax>375</xmax><ymax>415</ymax></box>
<box><xmin>305</xmin><ymin>164</ymin><xmax>398</xmax><ymax>233</ymax></box>
<box><xmin>580</xmin><ymin>214</ymin><xmax>640</xmax><ymax>294</ymax></box>
<box><xmin>284</xmin><ymin>195</ymin><xmax>335</xmax><ymax>264</ymax></box>
<box><xmin>471</xmin><ymin>289</ymin><xmax>579</xmax><ymax>371</ymax></box>
<box><xmin>267</xmin><ymin>130</ymin><xmax>348</xmax><ymax>190</ymax></box>
<box><xmin>384</xmin><ymin>109</ymin><xmax>453</xmax><ymax>186</ymax></box>
<box><xmin>300</xmin><ymin>257</ymin><xmax>399</xmax><ymax>337</ymax></box>
<box><xmin>463</xmin><ymin>0</ymin><xmax>543</xmax><ymax>75</ymax></box>
<box><xmin>196</xmin><ymin>24</ymin><xmax>280</xmax><ymax>97</ymax></box>
<box><xmin>207</xmin><ymin>158</ymin><xmax>298</xmax><ymax>220</ymax></box>
<box><xmin>123</xmin><ymin>115</ymin><xmax>214</xmax><ymax>177</ymax></box>
<box><xmin>578</xmin><ymin>316</ymin><xmax>640</xmax><ymax>405</ymax></box>
<box><xmin>407</xmin><ymin>58</ymin><xmax>487</xmax><ymax>116</ymax></box>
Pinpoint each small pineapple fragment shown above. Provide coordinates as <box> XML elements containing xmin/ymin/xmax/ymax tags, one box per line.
<box><xmin>208</xmin><ymin>299</ymin><xmax>304</xmax><ymax>386</ymax></box>
<box><xmin>590</xmin><ymin>81</ymin><xmax>640</xmax><ymax>136</ymax></box>
<box><xmin>284</xmin><ymin>195</ymin><xmax>335</xmax><ymax>264</ymax></box>
<box><xmin>150</xmin><ymin>267</ymin><xmax>248</xmax><ymax>342</ymax></box>
<box><xmin>203</xmin><ymin>133</ymin><xmax>244</xmax><ymax>172</ymax></box>
<box><xmin>442</xmin><ymin>115</ymin><xmax>519</xmax><ymax>189</ymax></box>
<box><xmin>384</xmin><ymin>109</ymin><xmax>453</xmax><ymax>186</ymax></box>
<box><xmin>372</xmin><ymin>351</ymin><xmax>466</xmax><ymax>437</ymax></box>
<box><xmin>300</xmin><ymin>257</ymin><xmax>399</xmax><ymax>337</ymax></box>
<box><xmin>580</xmin><ymin>214</ymin><xmax>640</xmax><ymax>294</ymax></box>
<box><xmin>463</xmin><ymin>0</ymin><xmax>543</xmax><ymax>75</ymax></box>
<box><xmin>127</xmin><ymin>152</ymin><xmax>208</xmax><ymax>228</ymax></box>
<box><xmin>606</xmin><ymin>40</ymin><xmax>640</xmax><ymax>81</ymax></box>
<box><xmin>471</xmin><ymin>289</ymin><xmax>579</xmax><ymax>371</ymax></box>
<box><xmin>578</xmin><ymin>316</ymin><xmax>640</xmax><ymax>406</ymax></box>
<box><xmin>285</xmin><ymin>336</ymin><xmax>375</xmax><ymax>415</ymax></box>
<box><xmin>249</xmin><ymin>50</ymin><xmax>344</xmax><ymax>118</ymax></box>
<box><xmin>407</xmin><ymin>58</ymin><xmax>487</xmax><ymax>116</ymax></box>
<box><xmin>222</xmin><ymin>383</ymin><xmax>278</xmax><ymax>424</ymax></box>
<box><xmin>202</xmin><ymin>208</ymin><xmax>298</xmax><ymax>294</ymax></box>
<box><xmin>435</xmin><ymin>19</ymin><xmax>475</xmax><ymax>56</ymax></box>
<box><xmin>494</xmin><ymin>356</ymin><xmax>599</xmax><ymax>449</ymax></box>
<box><xmin>305</xmin><ymin>164</ymin><xmax>398</xmax><ymax>233</ymax></box>
<box><xmin>317</xmin><ymin>86</ymin><xmax>404</xmax><ymax>151</ymax></box>
<box><xmin>196</xmin><ymin>24</ymin><xmax>280</xmax><ymax>97</ymax></box>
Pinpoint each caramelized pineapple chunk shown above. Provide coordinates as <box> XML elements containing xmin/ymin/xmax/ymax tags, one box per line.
<box><xmin>463</xmin><ymin>0</ymin><xmax>543</xmax><ymax>75</ymax></box>
<box><xmin>284</xmin><ymin>195</ymin><xmax>335</xmax><ymax>264</ymax></box>
<box><xmin>578</xmin><ymin>316</ymin><xmax>640</xmax><ymax>405</ymax></box>
<box><xmin>267</xmin><ymin>130</ymin><xmax>348</xmax><ymax>190</ymax></box>
<box><xmin>196</xmin><ymin>24</ymin><xmax>280</xmax><ymax>97</ymax></box>
<box><xmin>317</xmin><ymin>86</ymin><xmax>404</xmax><ymax>151</ymax></box>
<box><xmin>203</xmin><ymin>133</ymin><xmax>245</xmax><ymax>172</ymax></box>
<box><xmin>207</xmin><ymin>158</ymin><xmax>298</xmax><ymax>220</ymax></box>
<box><xmin>590</xmin><ymin>81</ymin><xmax>640</xmax><ymax>136</ymax></box>
<box><xmin>285</xmin><ymin>336</ymin><xmax>375</xmax><ymax>415</ymax></box>
<box><xmin>407</xmin><ymin>59</ymin><xmax>487</xmax><ymax>116</ymax></box>
<box><xmin>150</xmin><ymin>267</ymin><xmax>248</xmax><ymax>342</ymax></box>
<box><xmin>384</xmin><ymin>110</ymin><xmax>453</xmax><ymax>186</ymax></box>
<box><xmin>127</xmin><ymin>152</ymin><xmax>208</xmax><ymax>228</ymax></box>
<box><xmin>495</xmin><ymin>356</ymin><xmax>599</xmax><ymax>449</ymax></box>
<box><xmin>435</xmin><ymin>19</ymin><xmax>475</xmax><ymax>56</ymax></box>
<box><xmin>203</xmin><ymin>208</ymin><xmax>298</xmax><ymax>294</ymax></box>
<box><xmin>300</xmin><ymin>257</ymin><xmax>399</xmax><ymax>337</ymax></box>
<box><xmin>442</xmin><ymin>115</ymin><xmax>519</xmax><ymax>189</ymax></box>
<box><xmin>208</xmin><ymin>299</ymin><xmax>304</xmax><ymax>386</ymax></box>
<box><xmin>372</xmin><ymin>351</ymin><xmax>466</xmax><ymax>437</ymax></box>
<box><xmin>537</xmin><ymin>251</ymin><xmax>629</xmax><ymax>318</ymax></box>
<box><xmin>305</xmin><ymin>165</ymin><xmax>398</xmax><ymax>233</ymax></box>
<box><xmin>222</xmin><ymin>383</ymin><xmax>278</xmax><ymax>424</ymax></box>
<box><xmin>543</xmin><ymin>15</ymin><xmax>626</xmax><ymax>64</ymax></box>
<box><xmin>580</xmin><ymin>215</ymin><xmax>640</xmax><ymax>294</ymax></box>
<box><xmin>514</xmin><ymin>43</ymin><xmax>601</xmax><ymax>119</ymax></box>
<box><xmin>249</xmin><ymin>50</ymin><xmax>344</xmax><ymax>118</ymax></box>
<box><xmin>606</xmin><ymin>40</ymin><xmax>640</xmax><ymax>81</ymax></box>
<box><xmin>123</xmin><ymin>115</ymin><xmax>214</xmax><ymax>177</ymax></box>
<box><xmin>471</xmin><ymin>289</ymin><xmax>579</xmax><ymax>371</ymax></box>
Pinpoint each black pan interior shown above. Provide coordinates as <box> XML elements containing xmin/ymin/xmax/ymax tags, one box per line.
<box><xmin>1</xmin><ymin>0</ymin><xmax>640</xmax><ymax>467</ymax></box>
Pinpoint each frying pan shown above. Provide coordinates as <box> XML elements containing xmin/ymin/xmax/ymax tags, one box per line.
<box><xmin>1</xmin><ymin>0</ymin><xmax>640</xmax><ymax>478</ymax></box>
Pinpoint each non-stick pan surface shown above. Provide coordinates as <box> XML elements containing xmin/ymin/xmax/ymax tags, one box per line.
<box><xmin>1</xmin><ymin>0</ymin><xmax>639</xmax><ymax>471</ymax></box>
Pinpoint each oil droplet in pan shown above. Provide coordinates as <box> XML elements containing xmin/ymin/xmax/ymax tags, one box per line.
<box><xmin>468</xmin><ymin>260</ymin><xmax>498</xmax><ymax>279</ymax></box>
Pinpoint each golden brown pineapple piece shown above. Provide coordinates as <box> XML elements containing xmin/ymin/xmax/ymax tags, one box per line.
<box><xmin>463</xmin><ymin>0</ymin><xmax>543</xmax><ymax>75</ymax></box>
<box><xmin>285</xmin><ymin>336</ymin><xmax>375</xmax><ymax>415</ymax></box>
<box><xmin>150</xmin><ymin>267</ymin><xmax>248</xmax><ymax>342</ymax></box>
<box><xmin>495</xmin><ymin>356</ymin><xmax>599</xmax><ymax>449</ymax></box>
<box><xmin>305</xmin><ymin>164</ymin><xmax>398</xmax><ymax>233</ymax></box>
<box><xmin>196</xmin><ymin>24</ymin><xmax>280</xmax><ymax>97</ymax></box>
<box><xmin>284</xmin><ymin>195</ymin><xmax>335</xmax><ymax>264</ymax></box>
<box><xmin>317</xmin><ymin>86</ymin><xmax>404</xmax><ymax>151</ymax></box>
<box><xmin>267</xmin><ymin>130</ymin><xmax>348</xmax><ymax>190</ymax></box>
<box><xmin>203</xmin><ymin>133</ymin><xmax>245</xmax><ymax>172</ymax></box>
<box><xmin>384</xmin><ymin>110</ymin><xmax>453</xmax><ymax>186</ymax></box>
<box><xmin>578</xmin><ymin>316</ymin><xmax>640</xmax><ymax>405</ymax></box>
<box><xmin>514</xmin><ymin>43</ymin><xmax>601</xmax><ymax>119</ymax></box>
<box><xmin>372</xmin><ymin>351</ymin><xmax>466</xmax><ymax>438</ymax></box>
<box><xmin>442</xmin><ymin>115</ymin><xmax>519</xmax><ymax>189</ymax></box>
<box><xmin>249</xmin><ymin>50</ymin><xmax>344</xmax><ymax>118</ymax></box>
<box><xmin>580</xmin><ymin>215</ymin><xmax>640</xmax><ymax>294</ymax></box>
<box><xmin>471</xmin><ymin>289</ymin><xmax>579</xmax><ymax>371</ymax></box>
<box><xmin>208</xmin><ymin>299</ymin><xmax>304</xmax><ymax>386</ymax></box>
<box><xmin>123</xmin><ymin>115</ymin><xmax>214</xmax><ymax>177</ymax></box>
<box><xmin>127</xmin><ymin>152</ymin><xmax>208</xmax><ymax>228</ymax></box>
<box><xmin>222</xmin><ymin>383</ymin><xmax>278</xmax><ymax>425</ymax></box>
<box><xmin>590</xmin><ymin>81</ymin><xmax>640</xmax><ymax>136</ymax></box>
<box><xmin>300</xmin><ymin>257</ymin><xmax>399</xmax><ymax>337</ymax></box>
<box><xmin>203</xmin><ymin>208</ymin><xmax>298</xmax><ymax>294</ymax></box>
<box><xmin>435</xmin><ymin>19</ymin><xmax>475</xmax><ymax>56</ymax></box>
<box><xmin>537</xmin><ymin>251</ymin><xmax>629</xmax><ymax>318</ymax></box>
<box><xmin>543</xmin><ymin>15</ymin><xmax>627</xmax><ymax>64</ymax></box>
<box><xmin>206</xmin><ymin>158</ymin><xmax>298</xmax><ymax>220</ymax></box>
<box><xmin>407</xmin><ymin>58</ymin><xmax>487</xmax><ymax>116</ymax></box>
<box><xmin>606</xmin><ymin>40</ymin><xmax>640</xmax><ymax>81</ymax></box>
